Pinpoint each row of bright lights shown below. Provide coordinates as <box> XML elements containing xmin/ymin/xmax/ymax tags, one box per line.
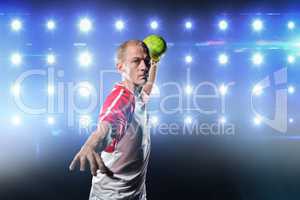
<box><xmin>184</xmin><ymin>53</ymin><xmax>297</xmax><ymax>65</ymax></box>
<box><xmin>184</xmin><ymin>84</ymin><xmax>296</xmax><ymax>96</ymax></box>
<box><xmin>9</xmin><ymin>18</ymin><xmax>161</xmax><ymax>32</ymax></box>
<box><xmin>10</xmin><ymin>81</ymin><xmax>296</xmax><ymax>98</ymax></box>
<box><xmin>10</xmin><ymin>81</ymin><xmax>95</xmax><ymax>97</ymax></box>
<box><xmin>10</xmin><ymin>52</ymin><xmax>92</xmax><ymax>67</ymax></box>
<box><xmin>8</xmin><ymin>52</ymin><xmax>298</xmax><ymax>67</ymax></box>
<box><xmin>10</xmin><ymin>82</ymin><xmax>296</xmax><ymax>128</ymax></box>
<box><xmin>8</xmin><ymin>18</ymin><xmax>298</xmax><ymax>32</ymax></box>
<box><xmin>9</xmin><ymin>82</ymin><xmax>296</xmax><ymax>128</ymax></box>
<box><xmin>9</xmin><ymin>114</ymin><xmax>295</xmax><ymax>127</ymax></box>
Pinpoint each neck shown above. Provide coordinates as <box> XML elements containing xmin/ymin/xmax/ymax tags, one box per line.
<box><xmin>122</xmin><ymin>80</ymin><xmax>142</xmax><ymax>95</ymax></box>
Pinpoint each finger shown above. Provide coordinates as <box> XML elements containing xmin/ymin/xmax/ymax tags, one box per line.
<box><xmin>69</xmin><ymin>154</ymin><xmax>79</xmax><ymax>171</ymax></box>
<box><xmin>87</xmin><ymin>154</ymin><xmax>97</xmax><ymax>176</ymax></box>
<box><xmin>80</xmin><ymin>156</ymin><xmax>86</xmax><ymax>171</ymax></box>
<box><xmin>151</xmin><ymin>58</ymin><xmax>159</xmax><ymax>65</ymax></box>
<box><xmin>94</xmin><ymin>153</ymin><xmax>113</xmax><ymax>176</ymax></box>
<box><xmin>93</xmin><ymin>152</ymin><xmax>107</xmax><ymax>173</ymax></box>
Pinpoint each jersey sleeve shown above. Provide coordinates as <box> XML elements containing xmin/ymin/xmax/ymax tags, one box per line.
<box><xmin>98</xmin><ymin>87</ymin><xmax>135</xmax><ymax>152</ymax></box>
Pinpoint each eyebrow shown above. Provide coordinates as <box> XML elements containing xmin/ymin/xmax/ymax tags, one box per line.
<box><xmin>131</xmin><ymin>56</ymin><xmax>150</xmax><ymax>60</ymax></box>
<box><xmin>132</xmin><ymin>57</ymin><xmax>143</xmax><ymax>59</ymax></box>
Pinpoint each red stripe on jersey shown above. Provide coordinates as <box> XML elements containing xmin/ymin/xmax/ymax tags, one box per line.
<box><xmin>99</xmin><ymin>84</ymin><xmax>135</xmax><ymax>152</ymax></box>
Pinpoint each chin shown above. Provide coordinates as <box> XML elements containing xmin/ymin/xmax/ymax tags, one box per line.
<box><xmin>136</xmin><ymin>79</ymin><xmax>147</xmax><ymax>86</ymax></box>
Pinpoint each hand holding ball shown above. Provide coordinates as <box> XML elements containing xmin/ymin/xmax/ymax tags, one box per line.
<box><xmin>143</xmin><ymin>34</ymin><xmax>167</xmax><ymax>62</ymax></box>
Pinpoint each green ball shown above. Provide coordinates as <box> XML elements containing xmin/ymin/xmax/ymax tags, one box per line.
<box><xmin>143</xmin><ymin>34</ymin><xmax>167</xmax><ymax>61</ymax></box>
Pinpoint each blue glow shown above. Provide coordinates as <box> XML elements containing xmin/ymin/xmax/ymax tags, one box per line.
<box><xmin>287</xmin><ymin>21</ymin><xmax>295</xmax><ymax>30</ymax></box>
<box><xmin>11</xmin><ymin>19</ymin><xmax>22</xmax><ymax>31</ymax></box>
<box><xmin>47</xmin><ymin>54</ymin><xmax>56</xmax><ymax>65</ymax></box>
<box><xmin>253</xmin><ymin>115</ymin><xmax>262</xmax><ymax>125</ymax></box>
<box><xmin>218</xmin><ymin>20</ymin><xmax>228</xmax><ymax>30</ymax></box>
<box><xmin>185</xmin><ymin>55</ymin><xmax>193</xmax><ymax>63</ymax></box>
<box><xmin>78</xmin><ymin>51</ymin><xmax>92</xmax><ymax>67</ymax></box>
<box><xmin>10</xmin><ymin>52</ymin><xmax>22</xmax><ymax>66</ymax></box>
<box><xmin>46</xmin><ymin>20</ymin><xmax>56</xmax><ymax>30</ymax></box>
<box><xmin>185</xmin><ymin>21</ymin><xmax>192</xmax><ymax>30</ymax></box>
<box><xmin>78</xmin><ymin>17</ymin><xmax>92</xmax><ymax>33</ymax></box>
<box><xmin>219</xmin><ymin>84</ymin><xmax>228</xmax><ymax>96</ymax></box>
<box><xmin>47</xmin><ymin>116</ymin><xmax>55</xmax><ymax>125</ymax></box>
<box><xmin>288</xmin><ymin>85</ymin><xmax>295</xmax><ymax>94</ymax></box>
<box><xmin>184</xmin><ymin>116</ymin><xmax>193</xmax><ymax>124</ymax></box>
<box><xmin>115</xmin><ymin>20</ymin><xmax>125</xmax><ymax>31</ymax></box>
<box><xmin>185</xmin><ymin>85</ymin><xmax>193</xmax><ymax>95</ymax></box>
<box><xmin>11</xmin><ymin>115</ymin><xmax>21</xmax><ymax>126</ymax></box>
<box><xmin>252</xmin><ymin>19</ymin><xmax>263</xmax><ymax>32</ymax></box>
<box><xmin>287</xmin><ymin>55</ymin><xmax>295</xmax><ymax>64</ymax></box>
<box><xmin>252</xmin><ymin>53</ymin><xmax>263</xmax><ymax>65</ymax></box>
<box><xmin>218</xmin><ymin>53</ymin><xmax>228</xmax><ymax>65</ymax></box>
<box><xmin>150</xmin><ymin>20</ymin><xmax>159</xmax><ymax>30</ymax></box>
<box><xmin>252</xmin><ymin>84</ymin><xmax>263</xmax><ymax>96</ymax></box>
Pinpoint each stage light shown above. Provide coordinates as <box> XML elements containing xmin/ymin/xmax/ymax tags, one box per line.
<box><xmin>79</xmin><ymin>115</ymin><xmax>92</xmax><ymax>127</ymax></box>
<box><xmin>11</xmin><ymin>19</ymin><xmax>22</xmax><ymax>31</ymax></box>
<box><xmin>185</xmin><ymin>55</ymin><xmax>193</xmax><ymax>63</ymax></box>
<box><xmin>47</xmin><ymin>116</ymin><xmax>55</xmax><ymax>125</ymax></box>
<box><xmin>185</xmin><ymin>21</ymin><xmax>192</xmax><ymax>30</ymax></box>
<box><xmin>11</xmin><ymin>84</ymin><xmax>21</xmax><ymax>97</ymax></box>
<box><xmin>219</xmin><ymin>84</ymin><xmax>228</xmax><ymax>96</ymax></box>
<box><xmin>78</xmin><ymin>51</ymin><xmax>92</xmax><ymax>67</ymax></box>
<box><xmin>184</xmin><ymin>116</ymin><xmax>193</xmax><ymax>125</ymax></box>
<box><xmin>78</xmin><ymin>17</ymin><xmax>92</xmax><ymax>33</ymax></box>
<box><xmin>219</xmin><ymin>116</ymin><xmax>227</xmax><ymax>124</ymax></box>
<box><xmin>185</xmin><ymin>85</ymin><xmax>193</xmax><ymax>95</ymax></box>
<box><xmin>252</xmin><ymin>84</ymin><xmax>263</xmax><ymax>96</ymax></box>
<box><xmin>289</xmin><ymin>118</ymin><xmax>294</xmax><ymax>123</ymax></box>
<box><xmin>78</xmin><ymin>82</ymin><xmax>92</xmax><ymax>97</ymax></box>
<box><xmin>47</xmin><ymin>54</ymin><xmax>56</xmax><ymax>65</ymax></box>
<box><xmin>48</xmin><ymin>85</ymin><xmax>55</xmax><ymax>96</ymax></box>
<box><xmin>252</xmin><ymin>19</ymin><xmax>263</xmax><ymax>32</ymax></box>
<box><xmin>288</xmin><ymin>85</ymin><xmax>295</xmax><ymax>94</ymax></box>
<box><xmin>252</xmin><ymin>53</ymin><xmax>263</xmax><ymax>65</ymax></box>
<box><xmin>218</xmin><ymin>20</ymin><xmax>228</xmax><ymax>30</ymax></box>
<box><xmin>11</xmin><ymin>115</ymin><xmax>21</xmax><ymax>126</ymax></box>
<box><xmin>150</xmin><ymin>20</ymin><xmax>158</xmax><ymax>30</ymax></box>
<box><xmin>10</xmin><ymin>53</ymin><xmax>22</xmax><ymax>66</ymax></box>
<box><xmin>150</xmin><ymin>116</ymin><xmax>159</xmax><ymax>126</ymax></box>
<box><xmin>287</xmin><ymin>55</ymin><xmax>295</xmax><ymax>64</ymax></box>
<box><xmin>253</xmin><ymin>115</ymin><xmax>262</xmax><ymax>125</ymax></box>
<box><xmin>218</xmin><ymin>53</ymin><xmax>228</xmax><ymax>65</ymax></box>
<box><xmin>46</xmin><ymin>20</ymin><xmax>56</xmax><ymax>30</ymax></box>
<box><xmin>115</xmin><ymin>20</ymin><xmax>125</xmax><ymax>31</ymax></box>
<box><xmin>287</xmin><ymin>21</ymin><xmax>295</xmax><ymax>30</ymax></box>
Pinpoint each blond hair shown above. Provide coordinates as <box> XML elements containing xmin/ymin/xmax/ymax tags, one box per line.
<box><xmin>116</xmin><ymin>40</ymin><xmax>148</xmax><ymax>64</ymax></box>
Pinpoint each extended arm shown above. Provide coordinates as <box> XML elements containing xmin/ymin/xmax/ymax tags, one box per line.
<box><xmin>69</xmin><ymin>122</ymin><xmax>111</xmax><ymax>176</ymax></box>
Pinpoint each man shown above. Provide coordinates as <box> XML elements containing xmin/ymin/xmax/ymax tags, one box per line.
<box><xmin>69</xmin><ymin>40</ymin><xmax>159</xmax><ymax>200</ymax></box>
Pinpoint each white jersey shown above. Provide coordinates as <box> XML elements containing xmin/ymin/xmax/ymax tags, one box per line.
<box><xmin>89</xmin><ymin>82</ymin><xmax>150</xmax><ymax>200</ymax></box>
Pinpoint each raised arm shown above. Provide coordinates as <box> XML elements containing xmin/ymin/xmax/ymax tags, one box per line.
<box><xmin>142</xmin><ymin>59</ymin><xmax>159</xmax><ymax>96</ymax></box>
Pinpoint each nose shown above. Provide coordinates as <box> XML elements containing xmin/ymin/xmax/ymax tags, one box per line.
<box><xmin>139</xmin><ymin>59</ymin><xmax>147</xmax><ymax>72</ymax></box>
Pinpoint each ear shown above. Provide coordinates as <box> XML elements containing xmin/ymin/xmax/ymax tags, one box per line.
<box><xmin>116</xmin><ymin>62</ymin><xmax>124</xmax><ymax>73</ymax></box>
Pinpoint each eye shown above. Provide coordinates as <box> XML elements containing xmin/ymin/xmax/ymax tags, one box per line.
<box><xmin>132</xmin><ymin>59</ymin><xmax>140</xmax><ymax>63</ymax></box>
<box><xmin>145</xmin><ymin>57</ymin><xmax>151</xmax><ymax>65</ymax></box>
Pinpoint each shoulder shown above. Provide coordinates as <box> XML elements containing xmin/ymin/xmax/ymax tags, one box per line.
<box><xmin>103</xmin><ymin>84</ymin><xmax>135</xmax><ymax>110</ymax></box>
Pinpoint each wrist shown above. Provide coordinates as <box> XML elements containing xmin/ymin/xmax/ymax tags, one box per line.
<box><xmin>84</xmin><ymin>131</ymin><xmax>103</xmax><ymax>150</ymax></box>
<box><xmin>151</xmin><ymin>59</ymin><xmax>159</xmax><ymax>66</ymax></box>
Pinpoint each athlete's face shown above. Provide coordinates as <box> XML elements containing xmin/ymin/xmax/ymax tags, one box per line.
<box><xmin>118</xmin><ymin>44</ymin><xmax>151</xmax><ymax>87</ymax></box>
